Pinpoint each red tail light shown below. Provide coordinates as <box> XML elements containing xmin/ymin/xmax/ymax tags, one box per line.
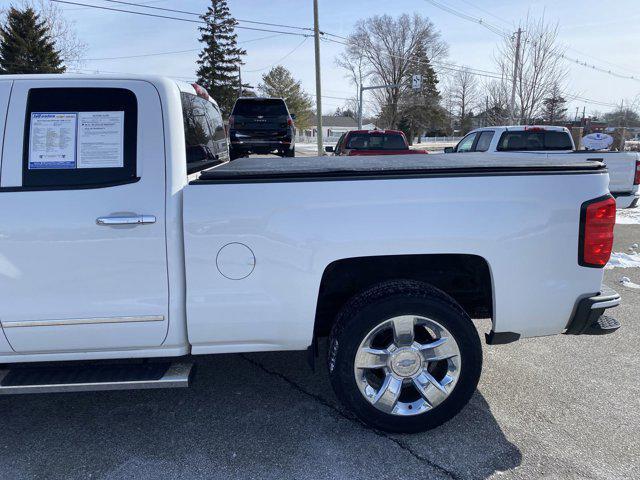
<box><xmin>228</xmin><ymin>115</ymin><xmax>235</xmax><ymax>128</ymax></box>
<box><xmin>287</xmin><ymin>117</ymin><xmax>293</xmax><ymax>126</ymax></box>
<box><xmin>579</xmin><ymin>196</ymin><xmax>616</xmax><ymax>267</ymax></box>
<box><xmin>634</xmin><ymin>159</ymin><xmax>640</xmax><ymax>185</ymax></box>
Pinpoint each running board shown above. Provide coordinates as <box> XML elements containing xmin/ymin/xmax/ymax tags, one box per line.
<box><xmin>0</xmin><ymin>361</ymin><xmax>193</xmax><ymax>395</ymax></box>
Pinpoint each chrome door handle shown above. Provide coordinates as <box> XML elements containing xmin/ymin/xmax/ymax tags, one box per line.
<box><xmin>96</xmin><ymin>215</ymin><xmax>156</xmax><ymax>226</ymax></box>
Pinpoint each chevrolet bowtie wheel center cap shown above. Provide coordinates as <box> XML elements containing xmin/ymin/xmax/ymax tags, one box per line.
<box><xmin>390</xmin><ymin>348</ymin><xmax>422</xmax><ymax>377</ymax></box>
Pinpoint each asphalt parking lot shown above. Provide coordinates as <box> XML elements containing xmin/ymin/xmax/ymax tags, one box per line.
<box><xmin>0</xmin><ymin>222</ymin><xmax>638</xmax><ymax>480</ymax></box>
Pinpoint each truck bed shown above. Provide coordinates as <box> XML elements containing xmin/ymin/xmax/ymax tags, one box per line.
<box><xmin>195</xmin><ymin>154</ymin><xmax>605</xmax><ymax>183</ymax></box>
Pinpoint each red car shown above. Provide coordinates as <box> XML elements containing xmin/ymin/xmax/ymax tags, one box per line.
<box><xmin>325</xmin><ymin>129</ymin><xmax>427</xmax><ymax>156</ymax></box>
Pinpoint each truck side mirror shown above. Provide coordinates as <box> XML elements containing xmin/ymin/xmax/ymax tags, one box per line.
<box><xmin>325</xmin><ymin>146</ymin><xmax>334</xmax><ymax>153</ymax></box>
<box><xmin>444</xmin><ymin>147</ymin><xmax>454</xmax><ymax>153</ymax></box>
<box><xmin>290</xmin><ymin>113</ymin><xmax>296</xmax><ymax>120</ymax></box>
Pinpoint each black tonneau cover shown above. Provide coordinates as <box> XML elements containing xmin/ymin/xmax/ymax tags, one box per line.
<box><xmin>194</xmin><ymin>154</ymin><xmax>605</xmax><ymax>183</ymax></box>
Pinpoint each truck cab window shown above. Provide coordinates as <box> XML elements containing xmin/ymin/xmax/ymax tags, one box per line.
<box><xmin>181</xmin><ymin>93</ymin><xmax>225</xmax><ymax>174</ymax></box>
<box><xmin>474</xmin><ymin>131</ymin><xmax>494</xmax><ymax>152</ymax></box>
<box><xmin>22</xmin><ymin>88</ymin><xmax>137</xmax><ymax>189</ymax></box>
<box><xmin>497</xmin><ymin>130</ymin><xmax>573</xmax><ymax>151</ymax></box>
<box><xmin>456</xmin><ymin>133</ymin><xmax>477</xmax><ymax>152</ymax></box>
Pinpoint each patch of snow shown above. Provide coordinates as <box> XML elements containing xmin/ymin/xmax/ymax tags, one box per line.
<box><xmin>620</xmin><ymin>276</ymin><xmax>640</xmax><ymax>289</ymax></box>
<box><xmin>606</xmin><ymin>251</ymin><xmax>640</xmax><ymax>269</ymax></box>
<box><xmin>616</xmin><ymin>206</ymin><xmax>640</xmax><ymax>225</ymax></box>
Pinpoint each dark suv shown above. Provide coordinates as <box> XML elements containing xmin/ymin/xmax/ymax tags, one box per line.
<box><xmin>228</xmin><ymin>97</ymin><xmax>295</xmax><ymax>159</ymax></box>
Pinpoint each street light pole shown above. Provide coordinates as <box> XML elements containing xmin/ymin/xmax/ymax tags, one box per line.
<box><xmin>313</xmin><ymin>0</ymin><xmax>324</xmax><ymax>156</ymax></box>
<box><xmin>358</xmin><ymin>84</ymin><xmax>401</xmax><ymax>129</ymax></box>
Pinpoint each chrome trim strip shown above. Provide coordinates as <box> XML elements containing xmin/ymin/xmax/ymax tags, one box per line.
<box><xmin>1</xmin><ymin>315</ymin><xmax>165</xmax><ymax>329</ymax></box>
<box><xmin>0</xmin><ymin>362</ymin><xmax>192</xmax><ymax>395</ymax></box>
<box><xmin>96</xmin><ymin>215</ymin><xmax>156</xmax><ymax>226</ymax></box>
<box><xmin>591</xmin><ymin>299</ymin><xmax>620</xmax><ymax>310</ymax></box>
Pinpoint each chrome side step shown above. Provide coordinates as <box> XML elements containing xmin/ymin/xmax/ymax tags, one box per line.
<box><xmin>0</xmin><ymin>361</ymin><xmax>193</xmax><ymax>395</ymax></box>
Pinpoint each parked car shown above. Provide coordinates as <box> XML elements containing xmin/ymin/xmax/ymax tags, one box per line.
<box><xmin>326</xmin><ymin>129</ymin><xmax>427</xmax><ymax>156</ymax></box>
<box><xmin>445</xmin><ymin>125</ymin><xmax>640</xmax><ymax>208</ymax></box>
<box><xmin>228</xmin><ymin>97</ymin><xmax>295</xmax><ymax>159</ymax></box>
<box><xmin>0</xmin><ymin>75</ymin><xmax>620</xmax><ymax>433</ymax></box>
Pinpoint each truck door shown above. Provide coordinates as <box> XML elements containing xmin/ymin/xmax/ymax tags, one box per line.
<box><xmin>0</xmin><ymin>80</ymin><xmax>169</xmax><ymax>353</ymax></box>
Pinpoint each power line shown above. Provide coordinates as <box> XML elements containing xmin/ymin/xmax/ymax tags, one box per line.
<box><xmin>83</xmin><ymin>48</ymin><xmax>198</xmax><ymax>61</ymax></box>
<box><xmin>423</xmin><ymin>0</ymin><xmax>640</xmax><ymax>84</ymax></box>
<box><xmin>80</xmin><ymin>34</ymin><xmax>286</xmax><ymax>61</ymax></box>
<box><xmin>321</xmin><ymin>37</ymin><xmax>503</xmax><ymax>81</ymax></box>
<box><xmin>51</xmin><ymin>0</ymin><xmax>310</xmax><ymax>36</ymax></box>
<box><xmin>244</xmin><ymin>37</ymin><xmax>309</xmax><ymax>73</ymax></box>
<box><xmin>98</xmin><ymin>0</ymin><xmax>315</xmax><ymax>33</ymax></box>
<box><xmin>63</xmin><ymin>0</ymin><xmax>166</xmax><ymax>11</ymax></box>
<box><xmin>424</xmin><ymin>0</ymin><xmax>508</xmax><ymax>36</ymax></box>
<box><xmin>321</xmin><ymin>37</ymin><xmax>619</xmax><ymax>108</ymax></box>
<box><xmin>453</xmin><ymin>0</ymin><xmax>640</xmax><ymax>77</ymax></box>
<box><xmin>565</xmin><ymin>46</ymin><xmax>640</xmax><ymax>76</ymax></box>
<box><xmin>454</xmin><ymin>0</ymin><xmax>513</xmax><ymax>27</ymax></box>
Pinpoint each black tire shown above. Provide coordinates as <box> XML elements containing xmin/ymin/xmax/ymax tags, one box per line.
<box><xmin>328</xmin><ymin>280</ymin><xmax>482</xmax><ymax>433</ymax></box>
<box><xmin>284</xmin><ymin>147</ymin><xmax>295</xmax><ymax>157</ymax></box>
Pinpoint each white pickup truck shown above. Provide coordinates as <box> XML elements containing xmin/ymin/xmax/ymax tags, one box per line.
<box><xmin>0</xmin><ymin>75</ymin><xmax>621</xmax><ymax>433</ymax></box>
<box><xmin>445</xmin><ymin>125</ymin><xmax>640</xmax><ymax>208</ymax></box>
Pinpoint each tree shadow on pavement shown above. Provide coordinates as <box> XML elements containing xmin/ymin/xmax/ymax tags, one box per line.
<box><xmin>0</xmin><ymin>349</ymin><xmax>521</xmax><ymax>480</ymax></box>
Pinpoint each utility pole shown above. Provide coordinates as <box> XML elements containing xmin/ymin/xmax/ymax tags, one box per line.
<box><xmin>485</xmin><ymin>96</ymin><xmax>489</xmax><ymax>127</ymax></box>
<box><xmin>358</xmin><ymin>84</ymin><xmax>363</xmax><ymax>129</ymax></box>
<box><xmin>509</xmin><ymin>28</ymin><xmax>522</xmax><ymax>125</ymax></box>
<box><xmin>313</xmin><ymin>0</ymin><xmax>324</xmax><ymax>156</ymax></box>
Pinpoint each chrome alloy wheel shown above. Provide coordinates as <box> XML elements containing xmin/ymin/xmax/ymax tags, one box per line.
<box><xmin>353</xmin><ymin>315</ymin><xmax>461</xmax><ymax>416</ymax></box>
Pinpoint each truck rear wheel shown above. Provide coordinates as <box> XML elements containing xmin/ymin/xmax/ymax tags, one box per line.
<box><xmin>327</xmin><ymin>280</ymin><xmax>482</xmax><ymax>433</ymax></box>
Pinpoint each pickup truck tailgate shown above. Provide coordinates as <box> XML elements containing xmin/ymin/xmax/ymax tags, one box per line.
<box><xmin>549</xmin><ymin>151</ymin><xmax>638</xmax><ymax>194</ymax></box>
<box><xmin>601</xmin><ymin>152</ymin><xmax>638</xmax><ymax>193</ymax></box>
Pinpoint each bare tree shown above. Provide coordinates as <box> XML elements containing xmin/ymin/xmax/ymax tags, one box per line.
<box><xmin>335</xmin><ymin>50</ymin><xmax>370</xmax><ymax>120</ymax></box>
<box><xmin>447</xmin><ymin>68</ymin><xmax>480</xmax><ymax>133</ymax></box>
<box><xmin>2</xmin><ymin>0</ymin><xmax>87</xmax><ymax>68</ymax></box>
<box><xmin>341</xmin><ymin>13</ymin><xmax>448</xmax><ymax>128</ymax></box>
<box><xmin>484</xmin><ymin>79</ymin><xmax>510</xmax><ymax>125</ymax></box>
<box><xmin>495</xmin><ymin>15</ymin><xmax>567</xmax><ymax>124</ymax></box>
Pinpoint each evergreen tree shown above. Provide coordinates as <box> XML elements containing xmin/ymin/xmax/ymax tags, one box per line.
<box><xmin>541</xmin><ymin>83</ymin><xmax>568</xmax><ymax>124</ymax></box>
<box><xmin>258</xmin><ymin>65</ymin><xmax>314</xmax><ymax>130</ymax></box>
<box><xmin>196</xmin><ymin>0</ymin><xmax>247</xmax><ymax>117</ymax></box>
<box><xmin>398</xmin><ymin>44</ymin><xmax>441</xmax><ymax>143</ymax></box>
<box><xmin>0</xmin><ymin>7</ymin><xmax>65</xmax><ymax>74</ymax></box>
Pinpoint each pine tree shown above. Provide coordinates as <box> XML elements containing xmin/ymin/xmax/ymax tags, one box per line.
<box><xmin>398</xmin><ymin>44</ymin><xmax>441</xmax><ymax>143</ymax></box>
<box><xmin>541</xmin><ymin>83</ymin><xmax>568</xmax><ymax>124</ymax></box>
<box><xmin>0</xmin><ymin>7</ymin><xmax>65</xmax><ymax>74</ymax></box>
<box><xmin>258</xmin><ymin>65</ymin><xmax>314</xmax><ymax>130</ymax></box>
<box><xmin>196</xmin><ymin>0</ymin><xmax>247</xmax><ymax>117</ymax></box>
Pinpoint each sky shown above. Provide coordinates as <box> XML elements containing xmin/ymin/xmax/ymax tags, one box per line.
<box><xmin>3</xmin><ymin>0</ymin><xmax>639</xmax><ymax>117</ymax></box>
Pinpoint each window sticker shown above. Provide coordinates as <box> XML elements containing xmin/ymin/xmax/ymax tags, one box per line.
<box><xmin>28</xmin><ymin>113</ymin><xmax>77</xmax><ymax>169</ymax></box>
<box><xmin>77</xmin><ymin>111</ymin><xmax>124</xmax><ymax>169</ymax></box>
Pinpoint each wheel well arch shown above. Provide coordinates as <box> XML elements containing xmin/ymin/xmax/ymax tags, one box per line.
<box><xmin>313</xmin><ymin>254</ymin><xmax>493</xmax><ymax>337</ymax></box>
